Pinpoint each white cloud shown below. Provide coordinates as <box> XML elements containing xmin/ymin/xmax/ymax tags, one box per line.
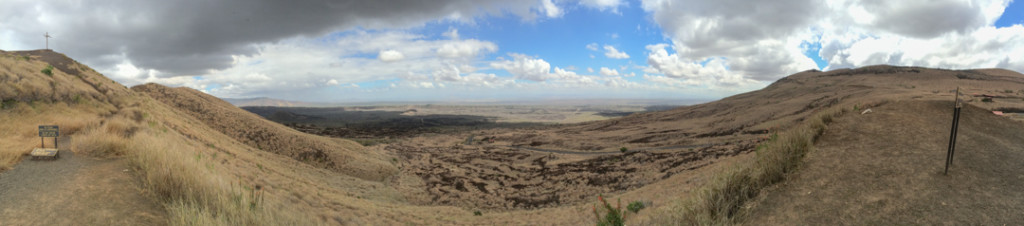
<box><xmin>603</xmin><ymin>45</ymin><xmax>630</xmax><ymax>59</ymax></box>
<box><xmin>638</xmin><ymin>0</ymin><xmax>1024</xmax><ymax>87</ymax></box>
<box><xmin>436</xmin><ymin>39</ymin><xmax>499</xmax><ymax>58</ymax></box>
<box><xmin>166</xmin><ymin>30</ymin><xmax>502</xmax><ymax>98</ymax></box>
<box><xmin>599</xmin><ymin>67</ymin><xmax>619</xmax><ymax>76</ymax></box>
<box><xmin>443</xmin><ymin>27</ymin><xmax>459</xmax><ymax>40</ymax></box>
<box><xmin>541</xmin><ymin>0</ymin><xmax>563</xmax><ymax>18</ymax></box>
<box><xmin>580</xmin><ymin>0</ymin><xmax>625</xmax><ymax>13</ymax></box>
<box><xmin>644</xmin><ymin>44</ymin><xmax>760</xmax><ymax>87</ymax></box>
<box><xmin>378</xmin><ymin>50</ymin><xmax>405</xmax><ymax>62</ymax></box>
<box><xmin>587</xmin><ymin>67</ymin><xmax>595</xmax><ymax>73</ymax></box>
<box><xmin>586</xmin><ymin>43</ymin><xmax>599</xmax><ymax>51</ymax></box>
<box><xmin>490</xmin><ymin>53</ymin><xmax>553</xmax><ymax>81</ymax></box>
<box><xmin>417</xmin><ymin>82</ymin><xmax>435</xmax><ymax>88</ymax></box>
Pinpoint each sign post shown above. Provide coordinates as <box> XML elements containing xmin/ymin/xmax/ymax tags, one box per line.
<box><xmin>32</xmin><ymin>125</ymin><xmax>60</xmax><ymax>159</ymax></box>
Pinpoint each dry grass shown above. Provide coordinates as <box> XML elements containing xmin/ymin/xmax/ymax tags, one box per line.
<box><xmin>64</xmin><ymin>103</ymin><xmax>318</xmax><ymax>225</ymax></box>
<box><xmin>0</xmin><ymin>102</ymin><xmax>105</xmax><ymax>170</ymax></box>
<box><xmin>650</xmin><ymin>106</ymin><xmax>852</xmax><ymax>225</ymax></box>
<box><xmin>129</xmin><ymin>131</ymin><xmax>316</xmax><ymax>226</ymax></box>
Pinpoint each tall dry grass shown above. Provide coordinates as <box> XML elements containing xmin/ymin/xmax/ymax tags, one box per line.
<box><xmin>66</xmin><ymin>112</ymin><xmax>317</xmax><ymax>225</ymax></box>
<box><xmin>651</xmin><ymin>106</ymin><xmax>849</xmax><ymax>225</ymax></box>
<box><xmin>130</xmin><ymin>131</ymin><xmax>317</xmax><ymax>226</ymax></box>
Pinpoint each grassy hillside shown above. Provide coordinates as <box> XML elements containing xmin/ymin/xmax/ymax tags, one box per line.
<box><xmin>131</xmin><ymin>83</ymin><xmax>397</xmax><ymax>181</ymax></box>
<box><xmin>742</xmin><ymin>100</ymin><xmax>1024</xmax><ymax>224</ymax></box>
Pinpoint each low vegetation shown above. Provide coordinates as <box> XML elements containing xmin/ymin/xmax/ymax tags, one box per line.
<box><xmin>650</xmin><ymin>104</ymin><xmax>856</xmax><ymax>225</ymax></box>
<box><xmin>592</xmin><ymin>195</ymin><xmax>626</xmax><ymax>226</ymax></box>
<box><xmin>41</xmin><ymin>64</ymin><xmax>53</xmax><ymax>76</ymax></box>
<box><xmin>68</xmin><ymin>108</ymin><xmax>316</xmax><ymax>225</ymax></box>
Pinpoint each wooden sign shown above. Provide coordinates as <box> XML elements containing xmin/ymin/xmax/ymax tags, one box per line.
<box><xmin>39</xmin><ymin>125</ymin><xmax>59</xmax><ymax>137</ymax></box>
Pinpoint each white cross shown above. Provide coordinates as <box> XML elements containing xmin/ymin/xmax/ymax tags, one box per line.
<box><xmin>44</xmin><ymin>32</ymin><xmax>51</xmax><ymax>50</ymax></box>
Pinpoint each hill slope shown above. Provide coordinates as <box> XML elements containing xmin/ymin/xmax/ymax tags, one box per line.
<box><xmin>132</xmin><ymin>83</ymin><xmax>397</xmax><ymax>181</ymax></box>
<box><xmin>742</xmin><ymin>100</ymin><xmax>1024</xmax><ymax>224</ymax></box>
<box><xmin>515</xmin><ymin>66</ymin><xmax>1024</xmax><ymax>152</ymax></box>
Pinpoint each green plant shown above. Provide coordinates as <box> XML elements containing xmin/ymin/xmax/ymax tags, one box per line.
<box><xmin>473</xmin><ymin>210</ymin><xmax>482</xmax><ymax>216</ymax></box>
<box><xmin>619</xmin><ymin>147</ymin><xmax>628</xmax><ymax>153</ymax></box>
<box><xmin>626</xmin><ymin>201</ymin><xmax>645</xmax><ymax>213</ymax></box>
<box><xmin>41</xmin><ymin>65</ymin><xmax>53</xmax><ymax>76</ymax></box>
<box><xmin>982</xmin><ymin>97</ymin><xmax>994</xmax><ymax>102</ymax></box>
<box><xmin>20</xmin><ymin>55</ymin><xmax>29</xmax><ymax>61</ymax></box>
<box><xmin>592</xmin><ymin>194</ymin><xmax>625</xmax><ymax>226</ymax></box>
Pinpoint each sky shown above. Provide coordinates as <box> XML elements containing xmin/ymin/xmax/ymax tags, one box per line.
<box><xmin>1</xmin><ymin>0</ymin><xmax>1022</xmax><ymax>103</ymax></box>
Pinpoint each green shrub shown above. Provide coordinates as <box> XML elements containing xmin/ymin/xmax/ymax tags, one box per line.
<box><xmin>982</xmin><ymin>97</ymin><xmax>993</xmax><ymax>102</ymax></box>
<box><xmin>473</xmin><ymin>210</ymin><xmax>482</xmax><ymax>216</ymax></box>
<box><xmin>619</xmin><ymin>147</ymin><xmax>628</xmax><ymax>153</ymax></box>
<box><xmin>41</xmin><ymin>65</ymin><xmax>54</xmax><ymax>76</ymax></box>
<box><xmin>592</xmin><ymin>195</ymin><xmax>625</xmax><ymax>226</ymax></box>
<box><xmin>626</xmin><ymin>201</ymin><xmax>645</xmax><ymax>213</ymax></box>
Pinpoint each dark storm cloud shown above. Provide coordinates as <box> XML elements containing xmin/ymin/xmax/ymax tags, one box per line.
<box><xmin>865</xmin><ymin>0</ymin><xmax>988</xmax><ymax>38</ymax></box>
<box><xmin>0</xmin><ymin>0</ymin><xmax>534</xmax><ymax>76</ymax></box>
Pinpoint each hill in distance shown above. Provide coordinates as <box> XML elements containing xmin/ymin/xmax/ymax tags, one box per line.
<box><xmin>1</xmin><ymin>49</ymin><xmax>1022</xmax><ymax>225</ymax></box>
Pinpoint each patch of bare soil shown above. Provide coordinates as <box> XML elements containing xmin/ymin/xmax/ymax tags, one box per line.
<box><xmin>390</xmin><ymin>140</ymin><xmax>755</xmax><ymax>210</ymax></box>
<box><xmin>0</xmin><ymin>136</ymin><xmax>166</xmax><ymax>225</ymax></box>
<box><xmin>742</xmin><ymin>101</ymin><xmax>1024</xmax><ymax>224</ymax></box>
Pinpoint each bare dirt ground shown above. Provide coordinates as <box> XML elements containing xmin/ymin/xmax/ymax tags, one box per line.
<box><xmin>0</xmin><ymin>136</ymin><xmax>167</xmax><ymax>225</ymax></box>
<box><xmin>389</xmin><ymin>135</ymin><xmax>755</xmax><ymax>210</ymax></box>
<box><xmin>741</xmin><ymin>100</ymin><xmax>1024</xmax><ymax>224</ymax></box>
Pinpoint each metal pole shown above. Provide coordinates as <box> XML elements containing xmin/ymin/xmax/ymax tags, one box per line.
<box><xmin>944</xmin><ymin>87</ymin><xmax>961</xmax><ymax>175</ymax></box>
<box><xmin>946</xmin><ymin>108</ymin><xmax>954</xmax><ymax>164</ymax></box>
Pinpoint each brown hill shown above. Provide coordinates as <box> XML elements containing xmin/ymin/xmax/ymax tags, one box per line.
<box><xmin>131</xmin><ymin>83</ymin><xmax>396</xmax><ymax>181</ymax></box>
<box><xmin>511</xmin><ymin>66</ymin><xmax>1024</xmax><ymax>152</ymax></box>
<box><xmin>742</xmin><ymin>100</ymin><xmax>1024</xmax><ymax>224</ymax></box>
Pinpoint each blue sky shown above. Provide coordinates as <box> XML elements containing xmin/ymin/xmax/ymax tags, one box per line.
<box><xmin>2</xmin><ymin>0</ymin><xmax>1023</xmax><ymax>103</ymax></box>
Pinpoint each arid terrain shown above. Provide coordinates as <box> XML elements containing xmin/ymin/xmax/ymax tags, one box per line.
<box><xmin>2</xmin><ymin>49</ymin><xmax>1023</xmax><ymax>225</ymax></box>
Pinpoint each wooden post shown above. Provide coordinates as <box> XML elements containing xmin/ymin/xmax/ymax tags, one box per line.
<box><xmin>944</xmin><ymin>87</ymin><xmax>962</xmax><ymax>175</ymax></box>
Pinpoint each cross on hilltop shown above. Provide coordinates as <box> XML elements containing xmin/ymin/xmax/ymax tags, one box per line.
<box><xmin>44</xmin><ymin>32</ymin><xmax>51</xmax><ymax>50</ymax></box>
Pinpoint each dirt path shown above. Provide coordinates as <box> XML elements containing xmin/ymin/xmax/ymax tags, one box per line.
<box><xmin>0</xmin><ymin>137</ymin><xmax>167</xmax><ymax>225</ymax></box>
<box><xmin>742</xmin><ymin>101</ymin><xmax>1024</xmax><ymax>225</ymax></box>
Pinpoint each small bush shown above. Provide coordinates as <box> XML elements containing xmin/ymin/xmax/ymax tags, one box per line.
<box><xmin>41</xmin><ymin>65</ymin><xmax>54</xmax><ymax>76</ymax></box>
<box><xmin>626</xmin><ymin>201</ymin><xmax>645</xmax><ymax>213</ymax></box>
<box><xmin>473</xmin><ymin>210</ymin><xmax>482</xmax><ymax>216</ymax></box>
<box><xmin>619</xmin><ymin>147</ymin><xmax>628</xmax><ymax>153</ymax></box>
<box><xmin>592</xmin><ymin>194</ymin><xmax>625</xmax><ymax>226</ymax></box>
<box><xmin>982</xmin><ymin>97</ymin><xmax>994</xmax><ymax>102</ymax></box>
